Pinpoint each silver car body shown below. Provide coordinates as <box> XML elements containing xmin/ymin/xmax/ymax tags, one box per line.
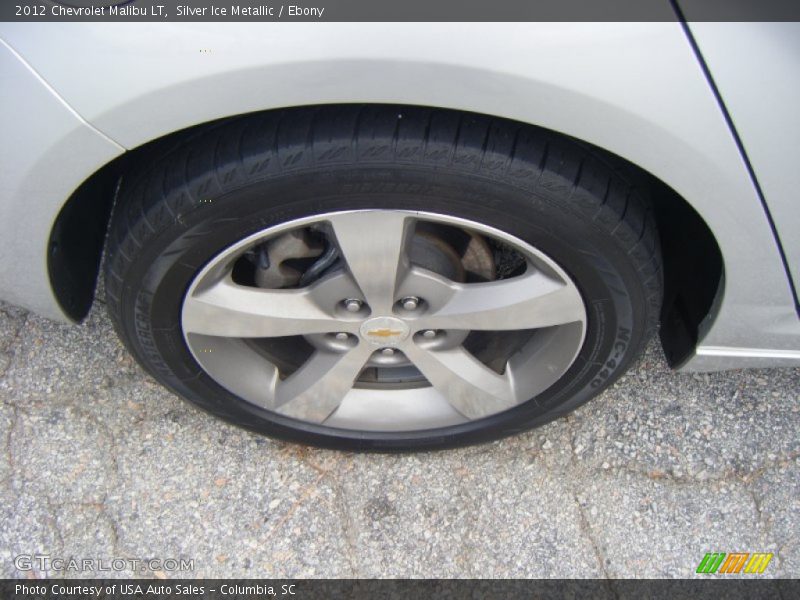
<box><xmin>1</xmin><ymin>22</ymin><xmax>798</xmax><ymax>371</ymax></box>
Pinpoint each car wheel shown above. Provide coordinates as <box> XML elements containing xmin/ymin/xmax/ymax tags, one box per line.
<box><xmin>104</xmin><ymin>106</ymin><xmax>662</xmax><ymax>451</ymax></box>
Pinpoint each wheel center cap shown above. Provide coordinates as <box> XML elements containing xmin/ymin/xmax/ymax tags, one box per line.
<box><xmin>360</xmin><ymin>316</ymin><xmax>410</xmax><ymax>347</ymax></box>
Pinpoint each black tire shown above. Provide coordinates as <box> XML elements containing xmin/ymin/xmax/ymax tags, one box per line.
<box><xmin>104</xmin><ymin>105</ymin><xmax>662</xmax><ymax>451</ymax></box>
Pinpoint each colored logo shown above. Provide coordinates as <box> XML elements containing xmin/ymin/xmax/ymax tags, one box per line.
<box><xmin>367</xmin><ymin>328</ymin><xmax>405</xmax><ymax>338</ymax></box>
<box><xmin>359</xmin><ymin>317</ymin><xmax>410</xmax><ymax>346</ymax></box>
<box><xmin>696</xmin><ymin>552</ymin><xmax>773</xmax><ymax>574</ymax></box>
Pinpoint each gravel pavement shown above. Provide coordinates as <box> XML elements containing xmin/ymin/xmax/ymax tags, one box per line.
<box><xmin>0</xmin><ymin>299</ymin><xmax>798</xmax><ymax>578</ymax></box>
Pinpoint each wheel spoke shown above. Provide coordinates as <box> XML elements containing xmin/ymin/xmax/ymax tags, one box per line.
<box><xmin>274</xmin><ymin>343</ymin><xmax>375</xmax><ymax>423</ymax></box>
<box><xmin>409</xmin><ymin>267</ymin><xmax>585</xmax><ymax>331</ymax></box>
<box><xmin>182</xmin><ymin>275</ymin><xmax>353</xmax><ymax>338</ymax></box>
<box><xmin>328</xmin><ymin>211</ymin><xmax>414</xmax><ymax>313</ymax></box>
<box><xmin>403</xmin><ymin>343</ymin><xmax>517</xmax><ymax>420</ymax></box>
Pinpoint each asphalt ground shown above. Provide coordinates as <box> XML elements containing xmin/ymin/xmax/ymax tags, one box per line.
<box><xmin>0</xmin><ymin>299</ymin><xmax>798</xmax><ymax>578</ymax></box>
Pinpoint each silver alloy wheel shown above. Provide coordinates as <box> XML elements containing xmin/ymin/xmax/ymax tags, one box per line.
<box><xmin>181</xmin><ymin>210</ymin><xmax>587</xmax><ymax>432</ymax></box>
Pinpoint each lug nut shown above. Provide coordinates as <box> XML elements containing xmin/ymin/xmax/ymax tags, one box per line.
<box><xmin>334</xmin><ymin>332</ymin><xmax>349</xmax><ymax>341</ymax></box>
<box><xmin>344</xmin><ymin>299</ymin><xmax>363</xmax><ymax>313</ymax></box>
<box><xmin>401</xmin><ymin>296</ymin><xmax>420</xmax><ymax>311</ymax></box>
<box><xmin>422</xmin><ymin>329</ymin><xmax>437</xmax><ymax>339</ymax></box>
<box><xmin>381</xmin><ymin>348</ymin><xmax>396</xmax><ymax>356</ymax></box>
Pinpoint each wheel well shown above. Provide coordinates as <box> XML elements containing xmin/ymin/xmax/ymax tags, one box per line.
<box><xmin>47</xmin><ymin>105</ymin><xmax>722</xmax><ymax>367</ymax></box>
<box><xmin>648</xmin><ymin>176</ymin><xmax>724</xmax><ymax>367</ymax></box>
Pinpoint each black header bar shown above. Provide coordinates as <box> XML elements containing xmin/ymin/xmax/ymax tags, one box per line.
<box><xmin>2</xmin><ymin>0</ymin><xmax>800</xmax><ymax>22</ymax></box>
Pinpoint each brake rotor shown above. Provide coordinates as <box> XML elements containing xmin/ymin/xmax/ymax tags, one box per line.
<box><xmin>409</xmin><ymin>230</ymin><xmax>495</xmax><ymax>282</ymax></box>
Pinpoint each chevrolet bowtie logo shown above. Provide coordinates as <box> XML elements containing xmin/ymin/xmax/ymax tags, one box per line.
<box><xmin>367</xmin><ymin>329</ymin><xmax>404</xmax><ymax>338</ymax></box>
